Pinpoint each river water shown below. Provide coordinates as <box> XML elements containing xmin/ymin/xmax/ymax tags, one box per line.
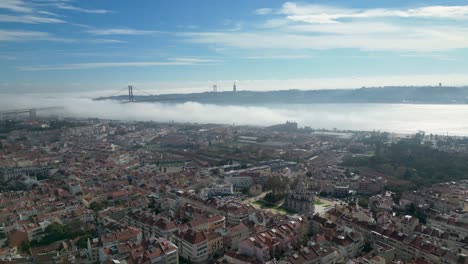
<box><xmin>260</xmin><ymin>103</ymin><xmax>468</xmax><ymax>135</ymax></box>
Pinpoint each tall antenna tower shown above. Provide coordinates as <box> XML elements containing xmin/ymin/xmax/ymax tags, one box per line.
<box><xmin>233</xmin><ymin>82</ymin><xmax>237</xmax><ymax>92</ymax></box>
<box><xmin>128</xmin><ymin>85</ymin><xmax>134</xmax><ymax>102</ymax></box>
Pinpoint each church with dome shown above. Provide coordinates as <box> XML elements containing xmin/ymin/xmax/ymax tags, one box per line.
<box><xmin>284</xmin><ymin>176</ymin><xmax>315</xmax><ymax>215</ymax></box>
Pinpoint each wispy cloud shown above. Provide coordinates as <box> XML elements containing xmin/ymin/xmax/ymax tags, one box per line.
<box><xmin>0</xmin><ymin>0</ymin><xmax>33</xmax><ymax>13</ymax></box>
<box><xmin>180</xmin><ymin>2</ymin><xmax>468</xmax><ymax>52</ymax></box>
<box><xmin>0</xmin><ymin>0</ymin><xmax>110</xmax><ymax>26</ymax></box>
<box><xmin>69</xmin><ymin>22</ymin><xmax>92</xmax><ymax>28</ymax></box>
<box><xmin>89</xmin><ymin>39</ymin><xmax>127</xmax><ymax>44</ymax></box>
<box><xmin>0</xmin><ymin>14</ymin><xmax>65</xmax><ymax>23</ymax></box>
<box><xmin>86</xmin><ymin>28</ymin><xmax>158</xmax><ymax>36</ymax></box>
<box><xmin>284</xmin><ymin>22</ymin><xmax>402</xmax><ymax>34</ymax></box>
<box><xmin>0</xmin><ymin>30</ymin><xmax>126</xmax><ymax>44</ymax></box>
<box><xmin>222</xmin><ymin>20</ymin><xmax>244</xmax><ymax>32</ymax></box>
<box><xmin>0</xmin><ymin>30</ymin><xmax>72</xmax><ymax>42</ymax></box>
<box><xmin>0</xmin><ymin>0</ymin><xmax>111</xmax><ymax>15</ymax></box>
<box><xmin>244</xmin><ymin>54</ymin><xmax>314</xmax><ymax>60</ymax></box>
<box><xmin>170</xmin><ymin>58</ymin><xmax>218</xmax><ymax>63</ymax></box>
<box><xmin>37</xmin><ymin>10</ymin><xmax>61</xmax><ymax>17</ymax></box>
<box><xmin>182</xmin><ymin>28</ymin><xmax>468</xmax><ymax>51</ymax></box>
<box><xmin>19</xmin><ymin>58</ymin><xmax>217</xmax><ymax>71</ymax></box>
<box><xmin>47</xmin><ymin>2</ymin><xmax>111</xmax><ymax>14</ymax></box>
<box><xmin>255</xmin><ymin>8</ymin><xmax>272</xmax><ymax>15</ymax></box>
<box><xmin>398</xmin><ymin>53</ymin><xmax>456</xmax><ymax>61</ymax></box>
<box><xmin>280</xmin><ymin>2</ymin><xmax>468</xmax><ymax>24</ymax></box>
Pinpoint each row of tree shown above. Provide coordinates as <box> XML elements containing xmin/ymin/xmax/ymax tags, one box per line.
<box><xmin>264</xmin><ymin>175</ymin><xmax>291</xmax><ymax>194</ymax></box>
<box><xmin>343</xmin><ymin>135</ymin><xmax>468</xmax><ymax>187</ymax></box>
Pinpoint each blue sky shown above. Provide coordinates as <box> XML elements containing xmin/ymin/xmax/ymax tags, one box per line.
<box><xmin>2</xmin><ymin>0</ymin><xmax>468</xmax><ymax>95</ymax></box>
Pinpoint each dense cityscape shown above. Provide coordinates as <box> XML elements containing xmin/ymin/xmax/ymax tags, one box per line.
<box><xmin>2</xmin><ymin>0</ymin><xmax>468</xmax><ymax>263</ymax></box>
<box><xmin>0</xmin><ymin>117</ymin><xmax>466</xmax><ymax>264</ymax></box>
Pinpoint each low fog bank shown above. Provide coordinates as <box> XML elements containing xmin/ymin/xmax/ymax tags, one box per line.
<box><xmin>0</xmin><ymin>94</ymin><xmax>291</xmax><ymax>126</ymax></box>
<box><xmin>1</xmin><ymin>94</ymin><xmax>468</xmax><ymax>136</ymax></box>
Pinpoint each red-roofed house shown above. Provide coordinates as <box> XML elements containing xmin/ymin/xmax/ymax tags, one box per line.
<box><xmin>172</xmin><ymin>229</ymin><xmax>208</xmax><ymax>263</ymax></box>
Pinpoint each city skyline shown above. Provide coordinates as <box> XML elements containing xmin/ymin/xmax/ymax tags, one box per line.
<box><xmin>2</xmin><ymin>0</ymin><xmax>468</xmax><ymax>94</ymax></box>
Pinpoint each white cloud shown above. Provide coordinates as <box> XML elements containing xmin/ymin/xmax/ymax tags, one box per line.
<box><xmin>0</xmin><ymin>0</ymin><xmax>111</xmax><ymax>16</ymax></box>
<box><xmin>398</xmin><ymin>53</ymin><xmax>456</xmax><ymax>61</ymax></box>
<box><xmin>0</xmin><ymin>30</ymin><xmax>71</xmax><ymax>42</ymax></box>
<box><xmin>89</xmin><ymin>39</ymin><xmax>127</xmax><ymax>44</ymax></box>
<box><xmin>170</xmin><ymin>58</ymin><xmax>218</xmax><ymax>63</ymax></box>
<box><xmin>280</xmin><ymin>2</ymin><xmax>468</xmax><ymax>24</ymax></box>
<box><xmin>260</xmin><ymin>18</ymin><xmax>291</xmax><ymax>28</ymax></box>
<box><xmin>0</xmin><ymin>0</ymin><xmax>33</xmax><ymax>13</ymax></box>
<box><xmin>181</xmin><ymin>26</ymin><xmax>468</xmax><ymax>51</ymax></box>
<box><xmin>86</xmin><ymin>28</ymin><xmax>158</xmax><ymax>36</ymax></box>
<box><xmin>0</xmin><ymin>14</ymin><xmax>65</xmax><ymax>23</ymax></box>
<box><xmin>255</xmin><ymin>8</ymin><xmax>273</xmax><ymax>15</ymax></box>
<box><xmin>48</xmin><ymin>2</ymin><xmax>111</xmax><ymax>14</ymax></box>
<box><xmin>0</xmin><ymin>0</ymin><xmax>108</xmax><ymax>26</ymax></box>
<box><xmin>37</xmin><ymin>10</ymin><xmax>60</xmax><ymax>17</ymax></box>
<box><xmin>244</xmin><ymin>54</ymin><xmax>314</xmax><ymax>60</ymax></box>
<box><xmin>0</xmin><ymin>30</ymin><xmax>129</xmax><ymax>44</ymax></box>
<box><xmin>286</xmin><ymin>22</ymin><xmax>402</xmax><ymax>34</ymax></box>
<box><xmin>19</xmin><ymin>58</ymin><xmax>217</xmax><ymax>71</ymax></box>
<box><xmin>181</xmin><ymin>2</ymin><xmax>468</xmax><ymax>51</ymax></box>
<box><xmin>70</xmin><ymin>23</ymin><xmax>92</xmax><ymax>28</ymax></box>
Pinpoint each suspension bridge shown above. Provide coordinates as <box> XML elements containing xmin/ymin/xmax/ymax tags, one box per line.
<box><xmin>101</xmin><ymin>84</ymin><xmax>225</xmax><ymax>103</ymax></box>
<box><xmin>1</xmin><ymin>86</ymin><xmax>147</xmax><ymax>120</ymax></box>
<box><xmin>106</xmin><ymin>85</ymin><xmax>154</xmax><ymax>102</ymax></box>
<box><xmin>0</xmin><ymin>106</ymin><xmax>64</xmax><ymax>120</ymax></box>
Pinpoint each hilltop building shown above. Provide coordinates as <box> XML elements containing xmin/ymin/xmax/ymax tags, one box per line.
<box><xmin>267</xmin><ymin>121</ymin><xmax>298</xmax><ymax>132</ymax></box>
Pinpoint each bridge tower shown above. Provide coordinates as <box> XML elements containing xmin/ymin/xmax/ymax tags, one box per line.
<box><xmin>29</xmin><ymin>109</ymin><xmax>37</xmax><ymax>119</ymax></box>
<box><xmin>128</xmin><ymin>85</ymin><xmax>134</xmax><ymax>102</ymax></box>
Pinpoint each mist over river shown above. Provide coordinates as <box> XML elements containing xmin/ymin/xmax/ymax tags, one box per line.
<box><xmin>1</xmin><ymin>94</ymin><xmax>468</xmax><ymax>136</ymax></box>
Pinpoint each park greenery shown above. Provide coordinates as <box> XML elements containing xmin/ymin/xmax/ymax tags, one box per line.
<box><xmin>90</xmin><ymin>201</ymin><xmax>109</xmax><ymax>212</ymax></box>
<box><xmin>403</xmin><ymin>204</ymin><xmax>427</xmax><ymax>224</ymax></box>
<box><xmin>264</xmin><ymin>192</ymin><xmax>285</xmax><ymax>204</ymax></box>
<box><xmin>264</xmin><ymin>175</ymin><xmax>291</xmax><ymax>194</ymax></box>
<box><xmin>21</xmin><ymin>222</ymin><xmax>94</xmax><ymax>251</ymax></box>
<box><xmin>343</xmin><ymin>133</ymin><xmax>468</xmax><ymax>188</ymax></box>
<box><xmin>253</xmin><ymin>200</ymin><xmax>295</xmax><ymax>214</ymax></box>
<box><xmin>357</xmin><ymin>197</ymin><xmax>369</xmax><ymax>208</ymax></box>
<box><xmin>314</xmin><ymin>200</ymin><xmax>324</xmax><ymax>205</ymax></box>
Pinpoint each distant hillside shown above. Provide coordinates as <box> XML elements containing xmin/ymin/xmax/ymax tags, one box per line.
<box><xmin>95</xmin><ymin>86</ymin><xmax>468</xmax><ymax>105</ymax></box>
